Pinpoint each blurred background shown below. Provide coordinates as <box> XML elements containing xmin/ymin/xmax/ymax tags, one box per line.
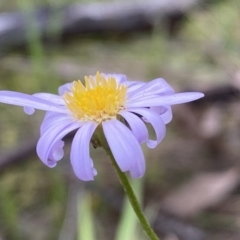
<box><xmin>0</xmin><ymin>0</ymin><xmax>240</xmax><ymax>239</ymax></box>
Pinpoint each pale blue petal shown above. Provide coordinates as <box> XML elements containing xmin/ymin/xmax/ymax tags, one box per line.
<box><xmin>127</xmin><ymin>92</ymin><xmax>204</xmax><ymax>108</ymax></box>
<box><xmin>70</xmin><ymin>122</ymin><xmax>98</xmax><ymax>181</ymax></box>
<box><xmin>102</xmin><ymin>119</ymin><xmax>145</xmax><ymax>178</ymax></box>
<box><xmin>37</xmin><ymin>116</ymin><xmax>82</xmax><ymax>167</ymax></box>
<box><xmin>128</xmin><ymin>108</ymin><xmax>166</xmax><ymax>148</ymax></box>
<box><xmin>33</xmin><ymin>93</ymin><xmax>65</xmax><ymax>105</ymax></box>
<box><xmin>127</xmin><ymin>81</ymin><xmax>145</xmax><ymax>88</ymax></box>
<box><xmin>119</xmin><ymin>110</ymin><xmax>148</xmax><ymax>144</ymax></box>
<box><xmin>126</xmin><ymin>81</ymin><xmax>146</xmax><ymax>97</ymax></box>
<box><xmin>22</xmin><ymin>93</ymin><xmax>64</xmax><ymax>115</ymax></box>
<box><xmin>0</xmin><ymin>91</ymin><xmax>67</xmax><ymax>113</ymax></box>
<box><xmin>129</xmin><ymin>156</ymin><xmax>146</xmax><ymax>179</ymax></box>
<box><xmin>127</xmin><ymin>78</ymin><xmax>174</xmax><ymax>99</ymax></box>
<box><xmin>58</xmin><ymin>83</ymin><xmax>72</xmax><ymax>95</ymax></box>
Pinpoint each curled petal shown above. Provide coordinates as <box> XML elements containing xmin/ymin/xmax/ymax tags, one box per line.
<box><xmin>37</xmin><ymin>116</ymin><xmax>82</xmax><ymax>167</ymax></box>
<box><xmin>103</xmin><ymin>119</ymin><xmax>145</xmax><ymax>178</ymax></box>
<box><xmin>40</xmin><ymin>112</ymin><xmax>69</xmax><ymax>135</ymax></box>
<box><xmin>128</xmin><ymin>108</ymin><xmax>166</xmax><ymax>148</ymax></box>
<box><xmin>40</xmin><ymin>112</ymin><xmax>71</xmax><ymax>163</ymax></box>
<box><xmin>23</xmin><ymin>106</ymin><xmax>35</xmax><ymax>115</ymax></box>
<box><xmin>119</xmin><ymin>110</ymin><xmax>148</xmax><ymax>144</ymax></box>
<box><xmin>127</xmin><ymin>92</ymin><xmax>204</xmax><ymax>108</ymax></box>
<box><xmin>0</xmin><ymin>91</ymin><xmax>67</xmax><ymax>113</ymax></box>
<box><xmin>40</xmin><ymin>112</ymin><xmax>65</xmax><ymax>161</ymax></box>
<box><xmin>49</xmin><ymin>140</ymin><xmax>65</xmax><ymax>161</ymax></box>
<box><xmin>150</xmin><ymin>106</ymin><xmax>172</xmax><ymax>124</ymax></box>
<box><xmin>70</xmin><ymin>122</ymin><xmax>98</xmax><ymax>181</ymax></box>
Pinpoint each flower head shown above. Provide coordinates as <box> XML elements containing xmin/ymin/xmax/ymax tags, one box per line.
<box><xmin>0</xmin><ymin>72</ymin><xmax>204</xmax><ymax>181</ymax></box>
<box><xmin>63</xmin><ymin>72</ymin><xmax>127</xmax><ymax>123</ymax></box>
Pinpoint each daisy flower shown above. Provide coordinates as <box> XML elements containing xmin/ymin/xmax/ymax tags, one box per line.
<box><xmin>0</xmin><ymin>72</ymin><xmax>203</xmax><ymax>181</ymax></box>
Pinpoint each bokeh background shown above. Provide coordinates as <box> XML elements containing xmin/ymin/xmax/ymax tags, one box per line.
<box><xmin>0</xmin><ymin>0</ymin><xmax>240</xmax><ymax>239</ymax></box>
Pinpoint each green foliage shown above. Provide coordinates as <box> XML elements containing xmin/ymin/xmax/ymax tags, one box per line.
<box><xmin>78</xmin><ymin>192</ymin><xmax>96</xmax><ymax>240</ymax></box>
<box><xmin>115</xmin><ymin>178</ymin><xmax>144</xmax><ymax>240</ymax></box>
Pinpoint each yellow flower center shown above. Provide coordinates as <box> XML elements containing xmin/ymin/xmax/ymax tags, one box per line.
<box><xmin>63</xmin><ymin>72</ymin><xmax>127</xmax><ymax>123</ymax></box>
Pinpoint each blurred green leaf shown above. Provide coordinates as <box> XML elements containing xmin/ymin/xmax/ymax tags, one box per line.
<box><xmin>115</xmin><ymin>145</ymin><xmax>148</xmax><ymax>240</ymax></box>
<box><xmin>77</xmin><ymin>191</ymin><xmax>96</xmax><ymax>240</ymax></box>
<box><xmin>115</xmin><ymin>177</ymin><xmax>144</xmax><ymax>240</ymax></box>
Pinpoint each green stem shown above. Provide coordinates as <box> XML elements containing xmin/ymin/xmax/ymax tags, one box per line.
<box><xmin>97</xmin><ymin>128</ymin><xmax>160</xmax><ymax>240</ymax></box>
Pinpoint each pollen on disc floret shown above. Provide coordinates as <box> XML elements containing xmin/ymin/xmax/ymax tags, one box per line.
<box><xmin>63</xmin><ymin>72</ymin><xmax>127</xmax><ymax>123</ymax></box>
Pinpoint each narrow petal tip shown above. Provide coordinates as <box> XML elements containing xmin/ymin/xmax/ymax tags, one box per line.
<box><xmin>190</xmin><ymin>92</ymin><xmax>204</xmax><ymax>100</ymax></box>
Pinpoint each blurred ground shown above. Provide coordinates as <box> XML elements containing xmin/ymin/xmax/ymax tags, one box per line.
<box><xmin>0</xmin><ymin>0</ymin><xmax>240</xmax><ymax>239</ymax></box>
